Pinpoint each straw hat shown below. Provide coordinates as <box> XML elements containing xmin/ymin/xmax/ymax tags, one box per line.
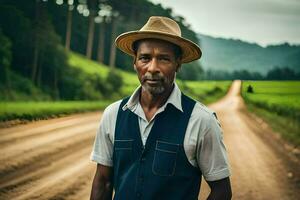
<box><xmin>115</xmin><ymin>16</ymin><xmax>202</xmax><ymax>63</ymax></box>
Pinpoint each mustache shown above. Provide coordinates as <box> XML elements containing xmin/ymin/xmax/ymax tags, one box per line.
<box><xmin>142</xmin><ymin>73</ymin><xmax>165</xmax><ymax>82</ymax></box>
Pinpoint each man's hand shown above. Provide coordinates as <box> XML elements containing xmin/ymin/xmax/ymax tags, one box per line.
<box><xmin>90</xmin><ymin>164</ymin><xmax>113</xmax><ymax>200</ymax></box>
<box><xmin>207</xmin><ymin>177</ymin><xmax>232</xmax><ymax>200</ymax></box>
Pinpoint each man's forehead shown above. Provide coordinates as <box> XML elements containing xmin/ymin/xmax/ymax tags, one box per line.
<box><xmin>136</xmin><ymin>39</ymin><xmax>177</xmax><ymax>54</ymax></box>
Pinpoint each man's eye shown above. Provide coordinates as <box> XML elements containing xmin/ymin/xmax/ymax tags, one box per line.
<box><xmin>139</xmin><ymin>56</ymin><xmax>150</xmax><ymax>61</ymax></box>
<box><xmin>159</xmin><ymin>57</ymin><xmax>170</xmax><ymax>61</ymax></box>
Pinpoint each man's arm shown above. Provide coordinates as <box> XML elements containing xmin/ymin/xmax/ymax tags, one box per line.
<box><xmin>90</xmin><ymin>164</ymin><xmax>113</xmax><ymax>200</ymax></box>
<box><xmin>207</xmin><ymin>177</ymin><xmax>232</xmax><ymax>200</ymax></box>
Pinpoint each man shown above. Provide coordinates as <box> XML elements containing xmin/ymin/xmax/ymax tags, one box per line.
<box><xmin>90</xmin><ymin>16</ymin><xmax>232</xmax><ymax>200</ymax></box>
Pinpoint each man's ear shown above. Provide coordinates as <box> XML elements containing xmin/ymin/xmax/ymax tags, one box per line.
<box><xmin>176</xmin><ymin>59</ymin><xmax>182</xmax><ymax>72</ymax></box>
<box><xmin>134</xmin><ymin>64</ymin><xmax>137</xmax><ymax>71</ymax></box>
<box><xmin>133</xmin><ymin>57</ymin><xmax>137</xmax><ymax>71</ymax></box>
<box><xmin>176</xmin><ymin>64</ymin><xmax>181</xmax><ymax>72</ymax></box>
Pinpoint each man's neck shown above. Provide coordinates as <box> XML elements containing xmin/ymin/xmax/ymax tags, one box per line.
<box><xmin>140</xmin><ymin>84</ymin><xmax>174</xmax><ymax>121</ymax></box>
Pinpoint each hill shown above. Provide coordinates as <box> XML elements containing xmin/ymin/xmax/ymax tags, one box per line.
<box><xmin>0</xmin><ymin>51</ymin><xmax>232</xmax><ymax>122</ymax></box>
<box><xmin>198</xmin><ymin>34</ymin><xmax>300</xmax><ymax>74</ymax></box>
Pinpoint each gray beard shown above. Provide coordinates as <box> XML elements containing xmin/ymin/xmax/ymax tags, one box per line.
<box><xmin>142</xmin><ymin>84</ymin><xmax>165</xmax><ymax>95</ymax></box>
<box><xmin>141</xmin><ymin>72</ymin><xmax>176</xmax><ymax>95</ymax></box>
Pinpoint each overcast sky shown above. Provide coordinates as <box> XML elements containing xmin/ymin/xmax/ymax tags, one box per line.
<box><xmin>150</xmin><ymin>0</ymin><xmax>300</xmax><ymax>46</ymax></box>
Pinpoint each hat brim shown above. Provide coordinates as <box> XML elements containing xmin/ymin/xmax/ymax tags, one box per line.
<box><xmin>115</xmin><ymin>31</ymin><xmax>202</xmax><ymax>63</ymax></box>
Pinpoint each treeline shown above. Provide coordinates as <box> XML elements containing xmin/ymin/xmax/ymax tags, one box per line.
<box><xmin>203</xmin><ymin>67</ymin><xmax>300</xmax><ymax>80</ymax></box>
<box><xmin>0</xmin><ymin>0</ymin><xmax>202</xmax><ymax>101</ymax></box>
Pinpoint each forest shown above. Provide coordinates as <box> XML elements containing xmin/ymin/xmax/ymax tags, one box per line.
<box><xmin>0</xmin><ymin>0</ymin><xmax>203</xmax><ymax>101</ymax></box>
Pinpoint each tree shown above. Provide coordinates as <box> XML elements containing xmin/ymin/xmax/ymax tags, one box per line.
<box><xmin>65</xmin><ymin>1</ymin><xmax>74</xmax><ymax>50</ymax></box>
<box><xmin>32</xmin><ymin>0</ymin><xmax>43</xmax><ymax>83</ymax></box>
<box><xmin>86</xmin><ymin>0</ymin><xmax>97</xmax><ymax>59</ymax></box>
<box><xmin>97</xmin><ymin>17</ymin><xmax>106</xmax><ymax>63</ymax></box>
<box><xmin>266</xmin><ymin>66</ymin><xmax>298</xmax><ymax>80</ymax></box>
<box><xmin>0</xmin><ymin>29</ymin><xmax>12</xmax><ymax>89</ymax></box>
<box><xmin>96</xmin><ymin>3</ymin><xmax>112</xmax><ymax>63</ymax></box>
<box><xmin>177</xmin><ymin>62</ymin><xmax>204</xmax><ymax>80</ymax></box>
<box><xmin>109</xmin><ymin>12</ymin><xmax>120</xmax><ymax>68</ymax></box>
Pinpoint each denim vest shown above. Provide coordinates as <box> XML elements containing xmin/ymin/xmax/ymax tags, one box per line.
<box><xmin>113</xmin><ymin>94</ymin><xmax>202</xmax><ymax>200</ymax></box>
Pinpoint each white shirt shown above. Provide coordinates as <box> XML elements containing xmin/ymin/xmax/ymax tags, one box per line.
<box><xmin>90</xmin><ymin>83</ymin><xmax>231</xmax><ymax>181</ymax></box>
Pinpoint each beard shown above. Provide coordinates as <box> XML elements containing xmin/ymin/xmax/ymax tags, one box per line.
<box><xmin>141</xmin><ymin>72</ymin><xmax>174</xmax><ymax>95</ymax></box>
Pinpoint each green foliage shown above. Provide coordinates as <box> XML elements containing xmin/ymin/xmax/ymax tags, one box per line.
<box><xmin>58</xmin><ymin>64</ymin><xmax>104</xmax><ymax>100</ymax></box>
<box><xmin>0</xmin><ymin>2</ymin><xmax>72</xmax><ymax>100</ymax></box>
<box><xmin>66</xmin><ymin>52</ymin><xmax>139</xmax><ymax>99</ymax></box>
<box><xmin>266</xmin><ymin>67</ymin><xmax>299</xmax><ymax>80</ymax></box>
<box><xmin>0</xmin><ymin>28</ymin><xmax>11</xmax><ymax>69</ymax></box>
<box><xmin>0</xmin><ymin>80</ymin><xmax>231</xmax><ymax>121</ymax></box>
<box><xmin>242</xmin><ymin>81</ymin><xmax>300</xmax><ymax>145</ymax></box>
<box><xmin>0</xmin><ymin>28</ymin><xmax>12</xmax><ymax>85</ymax></box>
<box><xmin>247</xmin><ymin>85</ymin><xmax>254</xmax><ymax>93</ymax></box>
<box><xmin>177</xmin><ymin>61</ymin><xmax>204</xmax><ymax>80</ymax></box>
<box><xmin>0</xmin><ymin>69</ymin><xmax>51</xmax><ymax>101</ymax></box>
<box><xmin>106</xmin><ymin>69</ymin><xmax>123</xmax><ymax>93</ymax></box>
<box><xmin>0</xmin><ymin>0</ymin><xmax>208</xmax><ymax>104</ymax></box>
<box><xmin>203</xmin><ymin>67</ymin><xmax>300</xmax><ymax>80</ymax></box>
<box><xmin>0</xmin><ymin>101</ymin><xmax>110</xmax><ymax>121</ymax></box>
<box><xmin>0</xmin><ymin>5</ymin><xmax>33</xmax><ymax>78</ymax></box>
<box><xmin>46</xmin><ymin>0</ymin><xmax>204</xmax><ymax>78</ymax></box>
<box><xmin>177</xmin><ymin>80</ymin><xmax>231</xmax><ymax>104</ymax></box>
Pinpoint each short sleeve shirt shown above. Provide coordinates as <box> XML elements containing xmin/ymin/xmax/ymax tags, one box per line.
<box><xmin>90</xmin><ymin>83</ymin><xmax>231</xmax><ymax>181</ymax></box>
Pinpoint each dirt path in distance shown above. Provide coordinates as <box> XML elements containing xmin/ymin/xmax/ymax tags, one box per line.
<box><xmin>199</xmin><ymin>80</ymin><xmax>299</xmax><ymax>200</ymax></box>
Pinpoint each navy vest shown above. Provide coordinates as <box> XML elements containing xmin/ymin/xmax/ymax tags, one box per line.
<box><xmin>113</xmin><ymin>94</ymin><xmax>202</xmax><ymax>200</ymax></box>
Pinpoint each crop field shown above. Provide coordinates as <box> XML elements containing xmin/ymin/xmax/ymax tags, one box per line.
<box><xmin>242</xmin><ymin>81</ymin><xmax>300</xmax><ymax>119</ymax></box>
<box><xmin>242</xmin><ymin>81</ymin><xmax>300</xmax><ymax>145</ymax></box>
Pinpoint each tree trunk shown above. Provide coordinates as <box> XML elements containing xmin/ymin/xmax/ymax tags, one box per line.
<box><xmin>97</xmin><ymin>22</ymin><xmax>105</xmax><ymax>63</ymax></box>
<box><xmin>54</xmin><ymin>68</ymin><xmax>59</xmax><ymax>100</ymax></box>
<box><xmin>109</xmin><ymin>18</ymin><xmax>117</xmax><ymax>68</ymax></box>
<box><xmin>4</xmin><ymin>66</ymin><xmax>11</xmax><ymax>94</ymax></box>
<box><xmin>37</xmin><ymin>61</ymin><xmax>42</xmax><ymax>87</ymax></box>
<box><xmin>32</xmin><ymin>43</ymin><xmax>39</xmax><ymax>83</ymax></box>
<box><xmin>32</xmin><ymin>0</ymin><xmax>41</xmax><ymax>83</ymax></box>
<box><xmin>37</xmin><ymin>48</ymin><xmax>46</xmax><ymax>88</ymax></box>
<box><xmin>65</xmin><ymin>5</ymin><xmax>73</xmax><ymax>50</ymax></box>
<box><xmin>86</xmin><ymin>11</ymin><xmax>96</xmax><ymax>59</ymax></box>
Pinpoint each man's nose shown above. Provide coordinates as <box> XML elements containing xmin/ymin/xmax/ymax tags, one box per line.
<box><xmin>147</xmin><ymin>58</ymin><xmax>159</xmax><ymax>73</ymax></box>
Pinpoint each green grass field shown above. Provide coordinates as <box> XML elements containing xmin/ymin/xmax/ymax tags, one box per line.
<box><xmin>178</xmin><ymin>80</ymin><xmax>231</xmax><ymax>104</ymax></box>
<box><xmin>242</xmin><ymin>81</ymin><xmax>300</xmax><ymax>145</ymax></box>
<box><xmin>0</xmin><ymin>52</ymin><xmax>231</xmax><ymax>122</ymax></box>
<box><xmin>0</xmin><ymin>101</ymin><xmax>111</xmax><ymax>121</ymax></box>
<box><xmin>0</xmin><ymin>81</ymin><xmax>231</xmax><ymax>122</ymax></box>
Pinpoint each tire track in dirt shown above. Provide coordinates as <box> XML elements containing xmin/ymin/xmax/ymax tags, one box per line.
<box><xmin>0</xmin><ymin>112</ymin><xmax>101</xmax><ymax>200</ymax></box>
<box><xmin>0</xmin><ymin>115</ymin><xmax>98</xmax><ymax>146</ymax></box>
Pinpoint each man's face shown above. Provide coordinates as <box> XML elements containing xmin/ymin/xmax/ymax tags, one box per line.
<box><xmin>134</xmin><ymin>39</ymin><xmax>181</xmax><ymax>95</ymax></box>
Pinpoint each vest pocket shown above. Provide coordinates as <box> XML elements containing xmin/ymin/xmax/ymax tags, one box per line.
<box><xmin>114</xmin><ymin>139</ymin><xmax>133</xmax><ymax>164</ymax></box>
<box><xmin>115</xmin><ymin>139</ymin><xmax>133</xmax><ymax>150</ymax></box>
<box><xmin>152</xmin><ymin>140</ymin><xmax>179</xmax><ymax>176</ymax></box>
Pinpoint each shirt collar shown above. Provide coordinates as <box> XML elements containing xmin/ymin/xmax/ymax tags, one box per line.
<box><xmin>122</xmin><ymin>82</ymin><xmax>183</xmax><ymax>113</ymax></box>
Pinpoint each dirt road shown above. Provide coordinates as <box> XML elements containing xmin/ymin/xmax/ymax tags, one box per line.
<box><xmin>0</xmin><ymin>80</ymin><xmax>299</xmax><ymax>199</ymax></box>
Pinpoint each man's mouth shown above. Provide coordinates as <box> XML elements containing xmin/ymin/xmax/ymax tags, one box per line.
<box><xmin>145</xmin><ymin>79</ymin><xmax>162</xmax><ymax>84</ymax></box>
